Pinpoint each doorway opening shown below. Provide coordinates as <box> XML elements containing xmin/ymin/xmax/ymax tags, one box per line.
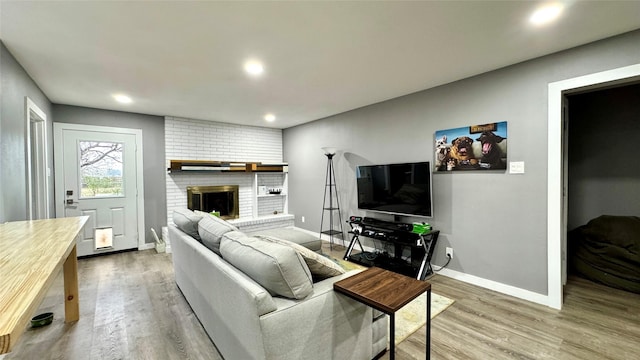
<box><xmin>547</xmin><ymin>63</ymin><xmax>640</xmax><ymax>309</ymax></box>
<box><xmin>25</xmin><ymin>97</ymin><xmax>49</xmax><ymax>220</ymax></box>
<box><xmin>53</xmin><ymin>123</ymin><xmax>145</xmax><ymax>256</ymax></box>
<box><xmin>565</xmin><ymin>83</ymin><xmax>640</xmax><ymax>293</ymax></box>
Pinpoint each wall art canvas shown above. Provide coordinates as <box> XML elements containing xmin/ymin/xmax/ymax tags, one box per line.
<box><xmin>434</xmin><ymin>121</ymin><xmax>507</xmax><ymax>172</ymax></box>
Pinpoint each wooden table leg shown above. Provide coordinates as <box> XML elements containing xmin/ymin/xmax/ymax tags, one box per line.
<box><xmin>63</xmin><ymin>245</ymin><xmax>80</xmax><ymax>322</ymax></box>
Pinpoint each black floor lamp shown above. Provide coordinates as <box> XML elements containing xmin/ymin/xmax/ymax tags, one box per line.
<box><xmin>319</xmin><ymin>147</ymin><xmax>345</xmax><ymax>250</ymax></box>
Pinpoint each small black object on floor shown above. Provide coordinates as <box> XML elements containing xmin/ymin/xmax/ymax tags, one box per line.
<box><xmin>31</xmin><ymin>312</ymin><xmax>54</xmax><ymax>328</ymax></box>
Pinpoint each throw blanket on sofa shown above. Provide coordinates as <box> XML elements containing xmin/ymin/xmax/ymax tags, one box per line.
<box><xmin>568</xmin><ymin>215</ymin><xmax>640</xmax><ymax>293</ymax></box>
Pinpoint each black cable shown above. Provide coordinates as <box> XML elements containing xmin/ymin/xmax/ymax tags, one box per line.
<box><xmin>363</xmin><ymin>252</ymin><xmax>378</xmax><ymax>261</ymax></box>
<box><xmin>361</xmin><ymin>239</ymin><xmax>381</xmax><ymax>260</ymax></box>
<box><xmin>433</xmin><ymin>254</ymin><xmax>452</xmax><ymax>272</ymax></box>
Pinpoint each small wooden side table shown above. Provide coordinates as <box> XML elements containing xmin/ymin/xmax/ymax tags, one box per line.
<box><xmin>334</xmin><ymin>267</ymin><xmax>432</xmax><ymax>360</ymax></box>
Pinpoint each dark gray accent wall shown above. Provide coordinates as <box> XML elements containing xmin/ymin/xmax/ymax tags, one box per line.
<box><xmin>53</xmin><ymin>105</ymin><xmax>166</xmax><ymax>244</ymax></box>
<box><xmin>567</xmin><ymin>83</ymin><xmax>640</xmax><ymax>230</ymax></box>
<box><xmin>283</xmin><ymin>29</ymin><xmax>640</xmax><ymax>295</ymax></box>
<box><xmin>0</xmin><ymin>41</ymin><xmax>54</xmax><ymax>222</ymax></box>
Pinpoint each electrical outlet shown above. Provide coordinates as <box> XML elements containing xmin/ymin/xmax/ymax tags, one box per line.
<box><xmin>301</xmin><ymin>216</ymin><xmax>305</xmax><ymax>223</ymax></box>
<box><xmin>446</xmin><ymin>247</ymin><xmax>454</xmax><ymax>259</ymax></box>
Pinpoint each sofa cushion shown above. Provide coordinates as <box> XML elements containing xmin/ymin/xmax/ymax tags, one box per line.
<box><xmin>256</xmin><ymin>235</ymin><xmax>345</xmax><ymax>281</ymax></box>
<box><xmin>197</xmin><ymin>212</ymin><xmax>239</xmax><ymax>255</ymax></box>
<box><xmin>173</xmin><ymin>209</ymin><xmax>203</xmax><ymax>241</ymax></box>
<box><xmin>220</xmin><ymin>231</ymin><xmax>313</xmax><ymax>299</ymax></box>
<box><xmin>249</xmin><ymin>227</ymin><xmax>322</xmax><ymax>252</ymax></box>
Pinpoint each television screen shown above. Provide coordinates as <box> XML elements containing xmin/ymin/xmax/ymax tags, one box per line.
<box><xmin>356</xmin><ymin>162</ymin><xmax>432</xmax><ymax>218</ymax></box>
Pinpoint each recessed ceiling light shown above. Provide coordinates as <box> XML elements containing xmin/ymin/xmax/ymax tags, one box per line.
<box><xmin>264</xmin><ymin>113</ymin><xmax>276</xmax><ymax>122</ymax></box>
<box><xmin>529</xmin><ymin>3</ymin><xmax>564</xmax><ymax>26</ymax></box>
<box><xmin>244</xmin><ymin>60</ymin><xmax>264</xmax><ymax>76</ymax></box>
<box><xmin>113</xmin><ymin>94</ymin><xmax>132</xmax><ymax>104</ymax></box>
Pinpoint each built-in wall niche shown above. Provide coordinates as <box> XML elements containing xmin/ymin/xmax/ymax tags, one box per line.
<box><xmin>253</xmin><ymin>172</ymin><xmax>288</xmax><ymax>217</ymax></box>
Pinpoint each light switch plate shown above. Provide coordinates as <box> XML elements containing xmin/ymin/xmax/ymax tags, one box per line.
<box><xmin>509</xmin><ymin>161</ymin><xmax>525</xmax><ymax>174</ymax></box>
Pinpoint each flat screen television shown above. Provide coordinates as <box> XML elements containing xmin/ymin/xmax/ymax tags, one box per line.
<box><xmin>356</xmin><ymin>161</ymin><xmax>432</xmax><ymax>218</ymax></box>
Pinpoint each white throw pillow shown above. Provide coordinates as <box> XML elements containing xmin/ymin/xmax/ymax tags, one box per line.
<box><xmin>255</xmin><ymin>235</ymin><xmax>345</xmax><ymax>281</ymax></box>
<box><xmin>220</xmin><ymin>231</ymin><xmax>313</xmax><ymax>300</ymax></box>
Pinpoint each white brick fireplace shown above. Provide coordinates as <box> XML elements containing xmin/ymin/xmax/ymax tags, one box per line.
<box><xmin>165</xmin><ymin>116</ymin><xmax>293</xmax><ymax>231</ymax></box>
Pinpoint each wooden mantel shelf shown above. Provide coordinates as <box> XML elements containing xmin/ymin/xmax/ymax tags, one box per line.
<box><xmin>168</xmin><ymin>160</ymin><xmax>288</xmax><ymax>173</ymax></box>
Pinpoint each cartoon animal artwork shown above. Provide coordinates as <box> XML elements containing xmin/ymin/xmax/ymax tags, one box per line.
<box><xmin>476</xmin><ymin>131</ymin><xmax>506</xmax><ymax>169</ymax></box>
<box><xmin>446</xmin><ymin>158</ymin><xmax>456</xmax><ymax>171</ymax></box>
<box><xmin>449</xmin><ymin>136</ymin><xmax>478</xmax><ymax>169</ymax></box>
<box><xmin>435</xmin><ymin>135</ymin><xmax>450</xmax><ymax>171</ymax></box>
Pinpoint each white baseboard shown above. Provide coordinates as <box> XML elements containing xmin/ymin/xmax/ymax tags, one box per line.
<box><xmin>292</xmin><ymin>227</ymin><xmax>322</xmax><ymax>237</ymax></box>
<box><xmin>296</xmin><ymin>227</ymin><xmax>552</xmax><ymax>307</ymax></box>
<box><xmin>435</xmin><ymin>267</ymin><xmax>550</xmax><ymax>307</ymax></box>
<box><xmin>139</xmin><ymin>243</ymin><xmax>156</xmax><ymax>251</ymax></box>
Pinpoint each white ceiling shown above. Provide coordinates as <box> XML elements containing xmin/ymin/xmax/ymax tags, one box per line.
<box><xmin>2</xmin><ymin>1</ymin><xmax>640</xmax><ymax>129</ymax></box>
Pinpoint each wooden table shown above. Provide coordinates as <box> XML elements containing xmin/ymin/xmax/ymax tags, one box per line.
<box><xmin>334</xmin><ymin>267</ymin><xmax>432</xmax><ymax>360</ymax></box>
<box><xmin>0</xmin><ymin>216</ymin><xmax>88</xmax><ymax>354</ymax></box>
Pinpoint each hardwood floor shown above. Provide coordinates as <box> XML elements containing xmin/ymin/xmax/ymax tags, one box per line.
<box><xmin>396</xmin><ymin>274</ymin><xmax>640</xmax><ymax>360</ymax></box>
<box><xmin>328</xmin><ymin>244</ymin><xmax>640</xmax><ymax>360</ymax></box>
<box><xmin>7</xmin><ymin>246</ymin><xmax>639</xmax><ymax>360</ymax></box>
<box><xmin>5</xmin><ymin>250</ymin><xmax>222</xmax><ymax>360</ymax></box>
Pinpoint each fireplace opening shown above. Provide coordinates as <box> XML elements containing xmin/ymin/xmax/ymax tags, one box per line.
<box><xmin>187</xmin><ymin>185</ymin><xmax>239</xmax><ymax>220</ymax></box>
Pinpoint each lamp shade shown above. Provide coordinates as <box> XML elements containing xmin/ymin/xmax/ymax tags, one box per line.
<box><xmin>321</xmin><ymin>147</ymin><xmax>337</xmax><ymax>156</ymax></box>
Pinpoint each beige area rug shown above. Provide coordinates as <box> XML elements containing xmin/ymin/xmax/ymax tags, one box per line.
<box><xmin>393</xmin><ymin>291</ymin><xmax>454</xmax><ymax>345</ymax></box>
<box><xmin>331</xmin><ymin>257</ymin><xmax>455</xmax><ymax>344</ymax></box>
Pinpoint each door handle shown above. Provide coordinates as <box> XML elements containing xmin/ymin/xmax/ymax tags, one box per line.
<box><xmin>66</xmin><ymin>199</ymin><xmax>79</xmax><ymax>205</ymax></box>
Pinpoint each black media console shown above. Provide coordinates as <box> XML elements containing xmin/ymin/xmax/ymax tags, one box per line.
<box><xmin>344</xmin><ymin>216</ymin><xmax>439</xmax><ymax>280</ymax></box>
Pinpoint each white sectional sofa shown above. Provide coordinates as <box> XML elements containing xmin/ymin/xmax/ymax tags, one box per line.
<box><xmin>170</xmin><ymin>209</ymin><xmax>388</xmax><ymax>360</ymax></box>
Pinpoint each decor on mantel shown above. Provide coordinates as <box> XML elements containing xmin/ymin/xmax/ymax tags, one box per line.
<box><xmin>319</xmin><ymin>147</ymin><xmax>345</xmax><ymax>250</ymax></box>
<box><xmin>168</xmin><ymin>159</ymin><xmax>288</xmax><ymax>173</ymax></box>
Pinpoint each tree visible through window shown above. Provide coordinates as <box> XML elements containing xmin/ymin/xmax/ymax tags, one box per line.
<box><xmin>79</xmin><ymin>141</ymin><xmax>124</xmax><ymax>197</ymax></box>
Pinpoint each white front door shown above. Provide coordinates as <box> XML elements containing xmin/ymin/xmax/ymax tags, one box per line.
<box><xmin>54</xmin><ymin>123</ymin><xmax>142</xmax><ymax>257</ymax></box>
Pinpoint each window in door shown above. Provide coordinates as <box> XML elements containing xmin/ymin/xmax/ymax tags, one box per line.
<box><xmin>79</xmin><ymin>141</ymin><xmax>124</xmax><ymax>198</ymax></box>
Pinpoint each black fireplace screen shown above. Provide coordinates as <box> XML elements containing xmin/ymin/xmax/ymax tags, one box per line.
<box><xmin>187</xmin><ymin>185</ymin><xmax>239</xmax><ymax>219</ymax></box>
